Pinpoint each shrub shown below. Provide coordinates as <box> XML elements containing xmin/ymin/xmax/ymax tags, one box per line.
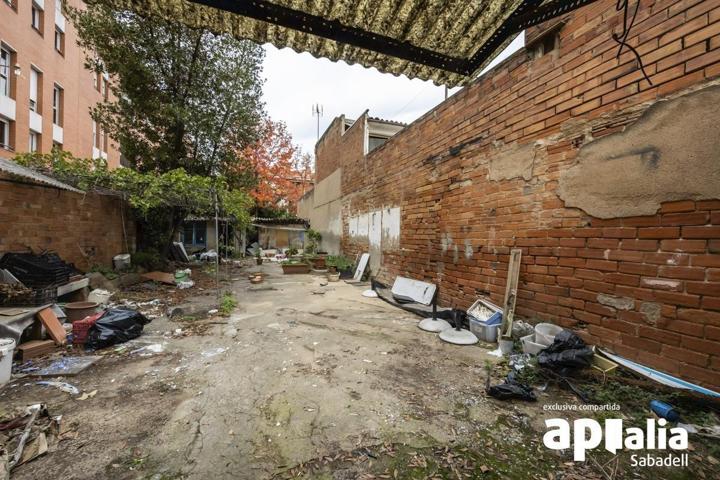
<box><xmin>131</xmin><ymin>250</ymin><xmax>164</xmax><ymax>271</ymax></box>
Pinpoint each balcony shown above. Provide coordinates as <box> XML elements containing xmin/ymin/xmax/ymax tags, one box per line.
<box><xmin>52</xmin><ymin>123</ymin><xmax>63</xmax><ymax>144</ymax></box>
<box><xmin>0</xmin><ymin>95</ymin><xmax>16</xmax><ymax>121</ymax></box>
<box><xmin>29</xmin><ymin>110</ymin><xmax>42</xmax><ymax>133</ymax></box>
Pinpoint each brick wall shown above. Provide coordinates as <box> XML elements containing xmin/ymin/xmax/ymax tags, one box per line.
<box><xmin>0</xmin><ymin>180</ymin><xmax>135</xmax><ymax>270</ymax></box>
<box><xmin>319</xmin><ymin>0</ymin><xmax>720</xmax><ymax>388</ymax></box>
<box><xmin>314</xmin><ymin>115</ymin><xmax>366</xmax><ymax>183</ymax></box>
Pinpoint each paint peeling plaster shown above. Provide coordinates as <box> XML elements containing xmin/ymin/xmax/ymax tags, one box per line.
<box><xmin>488</xmin><ymin>142</ymin><xmax>537</xmax><ymax>181</ymax></box>
<box><xmin>381</xmin><ymin>207</ymin><xmax>401</xmax><ymax>248</ymax></box>
<box><xmin>559</xmin><ymin>86</ymin><xmax>720</xmax><ymax>218</ymax></box>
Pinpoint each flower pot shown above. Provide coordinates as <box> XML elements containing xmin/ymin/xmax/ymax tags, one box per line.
<box><xmin>310</xmin><ymin>257</ymin><xmax>326</xmax><ymax>269</ymax></box>
<box><xmin>281</xmin><ymin>263</ymin><xmax>311</xmax><ymax>274</ymax></box>
<box><xmin>256</xmin><ymin>258</ymin><xmax>263</xmax><ymax>265</ymax></box>
<box><xmin>328</xmin><ymin>266</ymin><xmax>338</xmax><ymax>274</ymax></box>
<box><xmin>327</xmin><ymin>272</ymin><xmax>340</xmax><ymax>282</ymax></box>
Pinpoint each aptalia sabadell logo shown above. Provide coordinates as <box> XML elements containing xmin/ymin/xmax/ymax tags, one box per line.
<box><xmin>543</xmin><ymin>418</ymin><xmax>689</xmax><ymax>466</ymax></box>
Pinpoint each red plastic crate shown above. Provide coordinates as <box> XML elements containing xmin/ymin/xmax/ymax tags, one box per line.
<box><xmin>72</xmin><ymin>312</ymin><xmax>103</xmax><ymax>345</ymax></box>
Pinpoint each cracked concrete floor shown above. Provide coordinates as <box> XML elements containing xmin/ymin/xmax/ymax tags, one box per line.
<box><xmin>4</xmin><ymin>263</ymin><xmax>559</xmax><ymax>479</ymax></box>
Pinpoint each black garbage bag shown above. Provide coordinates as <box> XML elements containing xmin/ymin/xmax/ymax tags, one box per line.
<box><xmin>85</xmin><ymin>309</ymin><xmax>151</xmax><ymax>350</ymax></box>
<box><xmin>487</xmin><ymin>375</ymin><xmax>537</xmax><ymax>401</ymax></box>
<box><xmin>537</xmin><ymin>330</ymin><xmax>594</xmax><ymax>370</ymax></box>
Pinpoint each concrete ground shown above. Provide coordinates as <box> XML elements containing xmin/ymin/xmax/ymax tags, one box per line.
<box><xmin>2</xmin><ymin>262</ymin><xmax>716</xmax><ymax>479</ymax></box>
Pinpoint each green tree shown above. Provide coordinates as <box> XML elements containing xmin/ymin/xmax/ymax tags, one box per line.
<box><xmin>69</xmin><ymin>3</ymin><xmax>265</xmax><ymax>177</ymax></box>
<box><xmin>66</xmin><ymin>3</ymin><xmax>265</xmax><ymax>253</ymax></box>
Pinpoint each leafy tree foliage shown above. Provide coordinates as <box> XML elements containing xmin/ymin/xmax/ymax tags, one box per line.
<box><xmin>68</xmin><ymin>3</ymin><xmax>265</xmax><ymax>178</ymax></box>
<box><xmin>15</xmin><ymin>150</ymin><xmax>253</xmax><ymax>251</ymax></box>
<box><xmin>238</xmin><ymin>119</ymin><xmax>314</xmax><ymax>214</ymax></box>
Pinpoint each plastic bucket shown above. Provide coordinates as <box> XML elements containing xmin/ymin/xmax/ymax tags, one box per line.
<box><xmin>0</xmin><ymin>338</ymin><xmax>16</xmax><ymax>386</ymax></box>
<box><xmin>113</xmin><ymin>253</ymin><xmax>131</xmax><ymax>270</ymax></box>
<box><xmin>88</xmin><ymin>289</ymin><xmax>112</xmax><ymax>305</ymax></box>
<box><xmin>535</xmin><ymin>323</ymin><xmax>563</xmax><ymax>346</ymax></box>
<box><xmin>521</xmin><ymin>334</ymin><xmax>546</xmax><ymax>355</ymax></box>
<box><xmin>498</xmin><ymin>338</ymin><xmax>514</xmax><ymax>355</ymax></box>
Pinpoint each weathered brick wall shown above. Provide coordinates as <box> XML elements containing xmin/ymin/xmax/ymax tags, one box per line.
<box><xmin>327</xmin><ymin>0</ymin><xmax>720</xmax><ymax>388</ymax></box>
<box><xmin>314</xmin><ymin>115</ymin><xmax>366</xmax><ymax>183</ymax></box>
<box><xmin>0</xmin><ymin>181</ymin><xmax>135</xmax><ymax>270</ymax></box>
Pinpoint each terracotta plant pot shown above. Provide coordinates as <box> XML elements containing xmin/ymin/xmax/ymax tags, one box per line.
<box><xmin>281</xmin><ymin>263</ymin><xmax>311</xmax><ymax>274</ymax></box>
<box><xmin>256</xmin><ymin>258</ymin><xmax>263</xmax><ymax>265</ymax></box>
<box><xmin>327</xmin><ymin>272</ymin><xmax>340</xmax><ymax>282</ymax></box>
<box><xmin>65</xmin><ymin>301</ymin><xmax>100</xmax><ymax>322</ymax></box>
<box><xmin>310</xmin><ymin>257</ymin><xmax>326</xmax><ymax>269</ymax></box>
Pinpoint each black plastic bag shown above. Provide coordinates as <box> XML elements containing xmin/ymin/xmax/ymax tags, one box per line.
<box><xmin>537</xmin><ymin>330</ymin><xmax>594</xmax><ymax>370</ymax></box>
<box><xmin>487</xmin><ymin>375</ymin><xmax>537</xmax><ymax>401</ymax></box>
<box><xmin>85</xmin><ymin>309</ymin><xmax>150</xmax><ymax>350</ymax></box>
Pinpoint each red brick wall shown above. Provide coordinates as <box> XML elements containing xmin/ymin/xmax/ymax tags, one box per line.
<box><xmin>0</xmin><ymin>180</ymin><xmax>135</xmax><ymax>270</ymax></box>
<box><xmin>314</xmin><ymin>114</ymin><xmax>366</xmax><ymax>183</ymax></box>
<box><xmin>327</xmin><ymin>0</ymin><xmax>720</xmax><ymax>388</ymax></box>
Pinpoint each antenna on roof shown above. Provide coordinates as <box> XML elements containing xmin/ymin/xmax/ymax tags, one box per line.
<box><xmin>312</xmin><ymin>103</ymin><xmax>323</xmax><ymax>139</ymax></box>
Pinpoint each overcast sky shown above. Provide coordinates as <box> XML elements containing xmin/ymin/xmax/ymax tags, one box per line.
<box><xmin>261</xmin><ymin>33</ymin><xmax>525</xmax><ymax>158</ymax></box>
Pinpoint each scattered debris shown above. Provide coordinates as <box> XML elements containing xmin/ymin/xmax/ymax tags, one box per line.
<box><xmin>86</xmin><ymin>309</ymin><xmax>151</xmax><ymax>350</ymax></box>
<box><xmin>31</xmin><ymin>356</ymin><xmax>102</xmax><ymax>377</ymax></box>
<box><xmin>35</xmin><ymin>381</ymin><xmax>79</xmax><ymax>395</ymax></box>
<box><xmin>36</xmin><ymin>308</ymin><xmax>67</xmax><ymax>346</ymax></box>
<box><xmin>77</xmin><ymin>390</ymin><xmax>98</xmax><ymax>401</ymax></box>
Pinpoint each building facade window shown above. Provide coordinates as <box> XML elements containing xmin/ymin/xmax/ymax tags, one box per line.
<box><xmin>31</xmin><ymin>3</ymin><xmax>43</xmax><ymax>33</ymax></box>
<box><xmin>4</xmin><ymin>1</ymin><xmax>17</xmax><ymax>11</ymax></box>
<box><xmin>54</xmin><ymin>28</ymin><xmax>64</xmax><ymax>54</ymax></box>
<box><xmin>92</xmin><ymin>120</ymin><xmax>98</xmax><ymax>149</ymax></box>
<box><xmin>29</xmin><ymin>131</ymin><xmax>39</xmax><ymax>152</ymax></box>
<box><xmin>0</xmin><ymin>117</ymin><xmax>10</xmax><ymax>150</ymax></box>
<box><xmin>29</xmin><ymin>68</ymin><xmax>41</xmax><ymax>112</ymax></box>
<box><xmin>0</xmin><ymin>47</ymin><xmax>10</xmax><ymax>97</ymax></box>
<box><xmin>52</xmin><ymin>84</ymin><xmax>62</xmax><ymax>125</ymax></box>
<box><xmin>182</xmin><ymin>221</ymin><xmax>207</xmax><ymax>247</ymax></box>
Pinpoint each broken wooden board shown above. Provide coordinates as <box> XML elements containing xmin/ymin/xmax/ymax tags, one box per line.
<box><xmin>16</xmin><ymin>340</ymin><xmax>56</xmax><ymax>361</ymax></box>
<box><xmin>141</xmin><ymin>271</ymin><xmax>176</xmax><ymax>285</ymax></box>
<box><xmin>0</xmin><ymin>308</ymin><xmax>29</xmax><ymax>316</ymax></box>
<box><xmin>500</xmin><ymin>248</ymin><xmax>522</xmax><ymax>340</ymax></box>
<box><xmin>36</xmin><ymin>308</ymin><xmax>67</xmax><ymax>346</ymax></box>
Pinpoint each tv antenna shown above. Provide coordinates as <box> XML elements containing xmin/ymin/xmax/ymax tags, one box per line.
<box><xmin>312</xmin><ymin>103</ymin><xmax>323</xmax><ymax>139</ymax></box>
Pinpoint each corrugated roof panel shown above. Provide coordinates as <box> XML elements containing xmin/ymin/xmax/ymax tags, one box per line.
<box><xmin>0</xmin><ymin>158</ymin><xmax>84</xmax><ymax>194</ymax></box>
<box><xmin>92</xmin><ymin>0</ymin><xmax>537</xmax><ymax>86</ymax></box>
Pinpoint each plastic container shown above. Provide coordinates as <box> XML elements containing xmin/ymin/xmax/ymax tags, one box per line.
<box><xmin>469</xmin><ymin>317</ymin><xmax>500</xmax><ymax>342</ymax></box>
<box><xmin>72</xmin><ymin>312</ymin><xmax>103</xmax><ymax>345</ymax></box>
<box><xmin>498</xmin><ymin>338</ymin><xmax>514</xmax><ymax>355</ymax></box>
<box><xmin>64</xmin><ymin>301</ymin><xmax>99</xmax><ymax>322</ymax></box>
<box><xmin>0</xmin><ymin>338</ymin><xmax>16</xmax><ymax>386</ymax></box>
<box><xmin>467</xmin><ymin>299</ymin><xmax>503</xmax><ymax>325</ymax></box>
<box><xmin>521</xmin><ymin>334</ymin><xmax>546</xmax><ymax>355</ymax></box>
<box><xmin>113</xmin><ymin>253</ymin><xmax>131</xmax><ymax>270</ymax></box>
<box><xmin>88</xmin><ymin>289</ymin><xmax>112</xmax><ymax>305</ymax></box>
<box><xmin>535</xmin><ymin>323</ymin><xmax>563</xmax><ymax>346</ymax></box>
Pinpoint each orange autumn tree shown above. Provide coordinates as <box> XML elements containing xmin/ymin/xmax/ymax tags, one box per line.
<box><xmin>239</xmin><ymin>119</ymin><xmax>313</xmax><ymax>214</ymax></box>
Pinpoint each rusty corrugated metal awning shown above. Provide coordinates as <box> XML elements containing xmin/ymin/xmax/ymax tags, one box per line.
<box><xmin>93</xmin><ymin>0</ymin><xmax>598</xmax><ymax>87</ymax></box>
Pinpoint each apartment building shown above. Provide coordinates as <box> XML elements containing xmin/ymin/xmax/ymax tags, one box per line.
<box><xmin>0</xmin><ymin>0</ymin><xmax>119</xmax><ymax>167</ymax></box>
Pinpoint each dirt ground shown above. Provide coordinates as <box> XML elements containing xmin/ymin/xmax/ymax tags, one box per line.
<box><xmin>1</xmin><ymin>262</ymin><xmax>718</xmax><ymax>479</ymax></box>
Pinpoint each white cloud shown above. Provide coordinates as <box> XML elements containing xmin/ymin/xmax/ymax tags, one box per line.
<box><xmin>261</xmin><ymin>32</ymin><xmax>525</xmax><ymax>158</ymax></box>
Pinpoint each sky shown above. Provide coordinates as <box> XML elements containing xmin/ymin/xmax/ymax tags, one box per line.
<box><xmin>261</xmin><ymin>32</ymin><xmax>525</xmax><ymax>157</ymax></box>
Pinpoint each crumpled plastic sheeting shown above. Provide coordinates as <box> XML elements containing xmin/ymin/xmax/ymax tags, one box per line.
<box><xmin>85</xmin><ymin>309</ymin><xmax>151</xmax><ymax>350</ymax></box>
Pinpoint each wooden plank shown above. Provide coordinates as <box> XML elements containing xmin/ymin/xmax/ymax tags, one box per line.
<box><xmin>57</xmin><ymin>278</ymin><xmax>89</xmax><ymax>297</ymax></box>
<box><xmin>16</xmin><ymin>340</ymin><xmax>56</xmax><ymax>361</ymax></box>
<box><xmin>141</xmin><ymin>271</ymin><xmax>176</xmax><ymax>285</ymax></box>
<box><xmin>500</xmin><ymin>248</ymin><xmax>522</xmax><ymax>340</ymax></box>
<box><xmin>36</xmin><ymin>308</ymin><xmax>67</xmax><ymax>346</ymax></box>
